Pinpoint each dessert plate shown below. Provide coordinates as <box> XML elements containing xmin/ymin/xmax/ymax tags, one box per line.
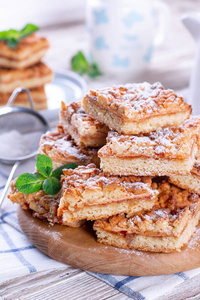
<box><xmin>18</xmin><ymin>206</ymin><xmax>200</xmax><ymax>276</ymax></box>
<box><xmin>41</xmin><ymin>70</ymin><xmax>87</xmax><ymax>127</ymax></box>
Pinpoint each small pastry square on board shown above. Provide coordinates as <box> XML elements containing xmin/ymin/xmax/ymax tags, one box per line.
<box><xmin>0</xmin><ymin>34</ymin><xmax>50</xmax><ymax>69</ymax></box>
<box><xmin>93</xmin><ymin>178</ymin><xmax>200</xmax><ymax>252</ymax></box>
<box><xmin>82</xmin><ymin>82</ymin><xmax>191</xmax><ymax>135</ymax></box>
<box><xmin>8</xmin><ymin>179</ymin><xmax>84</xmax><ymax>227</ymax></box>
<box><xmin>38</xmin><ymin>125</ymin><xmax>100</xmax><ymax>169</ymax></box>
<box><xmin>60</xmin><ymin>101</ymin><xmax>109</xmax><ymax>148</ymax></box>
<box><xmin>98</xmin><ymin>117</ymin><xmax>200</xmax><ymax>176</ymax></box>
<box><xmin>58</xmin><ymin>164</ymin><xmax>158</xmax><ymax>223</ymax></box>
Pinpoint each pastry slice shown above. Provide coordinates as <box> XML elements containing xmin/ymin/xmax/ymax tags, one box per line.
<box><xmin>0</xmin><ymin>86</ymin><xmax>47</xmax><ymax>110</ymax></box>
<box><xmin>82</xmin><ymin>82</ymin><xmax>191</xmax><ymax>135</ymax></box>
<box><xmin>168</xmin><ymin>116</ymin><xmax>200</xmax><ymax>192</ymax></box>
<box><xmin>38</xmin><ymin>125</ymin><xmax>100</xmax><ymax>169</ymax></box>
<box><xmin>8</xmin><ymin>179</ymin><xmax>84</xmax><ymax>227</ymax></box>
<box><xmin>94</xmin><ymin>178</ymin><xmax>200</xmax><ymax>252</ymax></box>
<box><xmin>58</xmin><ymin>164</ymin><xmax>158</xmax><ymax>223</ymax></box>
<box><xmin>60</xmin><ymin>101</ymin><xmax>109</xmax><ymax>148</ymax></box>
<box><xmin>98</xmin><ymin>118</ymin><xmax>200</xmax><ymax>176</ymax></box>
<box><xmin>0</xmin><ymin>34</ymin><xmax>50</xmax><ymax>69</ymax></box>
<box><xmin>0</xmin><ymin>62</ymin><xmax>53</xmax><ymax>93</ymax></box>
<box><xmin>169</xmin><ymin>157</ymin><xmax>200</xmax><ymax>195</ymax></box>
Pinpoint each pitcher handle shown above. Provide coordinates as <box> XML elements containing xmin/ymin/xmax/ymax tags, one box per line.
<box><xmin>153</xmin><ymin>1</ymin><xmax>170</xmax><ymax>46</ymax></box>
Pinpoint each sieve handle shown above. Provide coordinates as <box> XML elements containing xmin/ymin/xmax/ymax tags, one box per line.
<box><xmin>7</xmin><ymin>87</ymin><xmax>35</xmax><ymax>110</ymax></box>
<box><xmin>0</xmin><ymin>161</ymin><xmax>20</xmax><ymax>208</ymax></box>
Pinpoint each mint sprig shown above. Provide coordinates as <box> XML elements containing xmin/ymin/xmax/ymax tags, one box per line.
<box><xmin>71</xmin><ymin>51</ymin><xmax>102</xmax><ymax>78</ymax></box>
<box><xmin>36</xmin><ymin>154</ymin><xmax>53</xmax><ymax>177</ymax></box>
<box><xmin>0</xmin><ymin>23</ymin><xmax>39</xmax><ymax>49</ymax></box>
<box><xmin>16</xmin><ymin>154</ymin><xmax>78</xmax><ymax>195</ymax></box>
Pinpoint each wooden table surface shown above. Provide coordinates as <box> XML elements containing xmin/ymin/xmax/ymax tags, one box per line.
<box><xmin>3</xmin><ymin>1</ymin><xmax>200</xmax><ymax>299</ymax></box>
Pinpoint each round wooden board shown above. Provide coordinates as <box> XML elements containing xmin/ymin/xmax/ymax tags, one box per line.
<box><xmin>18</xmin><ymin>206</ymin><xmax>200</xmax><ymax>276</ymax></box>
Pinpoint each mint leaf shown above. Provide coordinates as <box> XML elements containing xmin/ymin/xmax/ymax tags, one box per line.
<box><xmin>52</xmin><ymin>163</ymin><xmax>78</xmax><ymax>179</ymax></box>
<box><xmin>19</xmin><ymin>24</ymin><xmax>39</xmax><ymax>39</ymax></box>
<box><xmin>16</xmin><ymin>155</ymin><xmax>78</xmax><ymax>196</ymax></box>
<box><xmin>71</xmin><ymin>51</ymin><xmax>102</xmax><ymax>78</ymax></box>
<box><xmin>88</xmin><ymin>63</ymin><xmax>102</xmax><ymax>78</ymax></box>
<box><xmin>0</xmin><ymin>23</ymin><xmax>39</xmax><ymax>49</ymax></box>
<box><xmin>43</xmin><ymin>177</ymin><xmax>61</xmax><ymax>195</ymax></box>
<box><xmin>71</xmin><ymin>51</ymin><xmax>89</xmax><ymax>75</ymax></box>
<box><xmin>36</xmin><ymin>154</ymin><xmax>53</xmax><ymax>178</ymax></box>
<box><xmin>7</xmin><ymin>38</ymin><xmax>19</xmax><ymax>49</ymax></box>
<box><xmin>16</xmin><ymin>172</ymin><xmax>45</xmax><ymax>194</ymax></box>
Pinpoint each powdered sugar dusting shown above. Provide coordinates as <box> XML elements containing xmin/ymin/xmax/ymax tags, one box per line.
<box><xmin>39</xmin><ymin>130</ymin><xmax>98</xmax><ymax>163</ymax></box>
<box><xmin>187</xmin><ymin>227</ymin><xmax>200</xmax><ymax>250</ymax></box>
<box><xmin>62</xmin><ymin>164</ymin><xmax>154</xmax><ymax>196</ymax></box>
<box><xmin>99</xmin><ymin>120</ymin><xmax>197</xmax><ymax>159</ymax></box>
<box><xmin>87</xmin><ymin>82</ymin><xmax>190</xmax><ymax>120</ymax></box>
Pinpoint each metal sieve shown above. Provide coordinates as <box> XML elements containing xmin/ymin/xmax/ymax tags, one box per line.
<box><xmin>0</xmin><ymin>87</ymin><xmax>49</xmax><ymax>207</ymax></box>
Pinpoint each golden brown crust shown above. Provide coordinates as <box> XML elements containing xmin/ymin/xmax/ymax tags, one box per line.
<box><xmin>8</xmin><ymin>178</ymin><xmax>62</xmax><ymax>224</ymax></box>
<box><xmin>8</xmin><ymin>179</ymin><xmax>84</xmax><ymax>227</ymax></box>
<box><xmin>0</xmin><ymin>62</ymin><xmax>53</xmax><ymax>93</ymax></box>
<box><xmin>0</xmin><ymin>62</ymin><xmax>53</xmax><ymax>83</ymax></box>
<box><xmin>191</xmin><ymin>156</ymin><xmax>200</xmax><ymax>176</ymax></box>
<box><xmin>0</xmin><ymin>34</ymin><xmax>49</xmax><ymax>61</ymax></box>
<box><xmin>98</xmin><ymin>117</ymin><xmax>199</xmax><ymax>160</ymax></box>
<box><xmin>58</xmin><ymin>164</ymin><xmax>157</xmax><ymax>218</ymax></box>
<box><xmin>0</xmin><ymin>86</ymin><xmax>47</xmax><ymax>110</ymax></box>
<box><xmin>38</xmin><ymin>126</ymin><xmax>100</xmax><ymax>168</ymax></box>
<box><xmin>95</xmin><ymin>211</ymin><xmax>200</xmax><ymax>252</ymax></box>
<box><xmin>94</xmin><ymin>178</ymin><xmax>200</xmax><ymax>238</ymax></box>
<box><xmin>83</xmin><ymin>82</ymin><xmax>191</xmax><ymax>122</ymax></box>
<box><xmin>60</xmin><ymin>101</ymin><xmax>109</xmax><ymax>147</ymax></box>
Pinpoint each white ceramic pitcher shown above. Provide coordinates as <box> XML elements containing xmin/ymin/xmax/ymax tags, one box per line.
<box><xmin>86</xmin><ymin>0</ymin><xmax>169</xmax><ymax>79</ymax></box>
<box><xmin>183</xmin><ymin>13</ymin><xmax>200</xmax><ymax>115</ymax></box>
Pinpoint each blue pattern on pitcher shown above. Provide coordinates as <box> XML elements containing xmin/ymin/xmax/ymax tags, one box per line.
<box><xmin>143</xmin><ymin>45</ymin><xmax>153</xmax><ymax>62</ymax></box>
<box><xmin>124</xmin><ymin>34</ymin><xmax>138</xmax><ymax>42</ymax></box>
<box><xmin>123</xmin><ymin>11</ymin><xmax>144</xmax><ymax>28</ymax></box>
<box><xmin>113</xmin><ymin>55</ymin><xmax>130</xmax><ymax>67</ymax></box>
<box><xmin>93</xmin><ymin>9</ymin><xmax>109</xmax><ymax>25</ymax></box>
<box><xmin>95</xmin><ymin>36</ymin><xmax>109</xmax><ymax>50</ymax></box>
<box><xmin>86</xmin><ymin>23</ymin><xmax>93</xmax><ymax>34</ymax></box>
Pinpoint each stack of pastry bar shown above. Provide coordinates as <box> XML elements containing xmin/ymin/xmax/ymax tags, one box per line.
<box><xmin>82</xmin><ymin>82</ymin><xmax>200</xmax><ymax>252</ymax></box>
<box><xmin>8</xmin><ymin>82</ymin><xmax>200</xmax><ymax>253</ymax></box>
<box><xmin>0</xmin><ymin>34</ymin><xmax>53</xmax><ymax>110</ymax></box>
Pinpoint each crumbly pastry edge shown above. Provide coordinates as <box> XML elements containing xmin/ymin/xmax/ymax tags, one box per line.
<box><xmin>0</xmin><ymin>48</ymin><xmax>49</xmax><ymax>69</ymax></box>
<box><xmin>61</xmin><ymin>196</ymin><xmax>156</xmax><ymax>223</ymax></box>
<box><xmin>61</xmin><ymin>118</ymin><xmax>107</xmax><ymax>148</ymax></box>
<box><xmin>8</xmin><ymin>180</ymin><xmax>84</xmax><ymax>228</ymax></box>
<box><xmin>94</xmin><ymin>209</ymin><xmax>200</xmax><ymax>253</ymax></box>
<box><xmin>169</xmin><ymin>172</ymin><xmax>200</xmax><ymax>195</ymax></box>
<box><xmin>82</xmin><ymin>96</ymin><xmax>191</xmax><ymax>134</ymax></box>
<box><xmin>0</xmin><ymin>73</ymin><xmax>53</xmax><ymax>93</ymax></box>
<box><xmin>60</xmin><ymin>101</ymin><xmax>108</xmax><ymax>148</ymax></box>
<box><xmin>0</xmin><ymin>87</ymin><xmax>47</xmax><ymax>110</ymax></box>
<box><xmin>99</xmin><ymin>143</ymin><xmax>197</xmax><ymax>176</ymax></box>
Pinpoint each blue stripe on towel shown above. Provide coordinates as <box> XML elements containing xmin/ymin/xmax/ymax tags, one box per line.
<box><xmin>95</xmin><ymin>273</ymin><xmax>145</xmax><ymax>300</ymax></box>
<box><xmin>1</xmin><ymin>210</ymin><xmax>16</xmax><ymax>219</ymax></box>
<box><xmin>0</xmin><ymin>225</ymin><xmax>36</xmax><ymax>273</ymax></box>
<box><xmin>175</xmin><ymin>272</ymin><xmax>189</xmax><ymax>281</ymax></box>
<box><xmin>0</xmin><ymin>245</ymin><xmax>35</xmax><ymax>253</ymax></box>
<box><xmin>115</xmin><ymin>276</ymin><xmax>140</xmax><ymax>289</ymax></box>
